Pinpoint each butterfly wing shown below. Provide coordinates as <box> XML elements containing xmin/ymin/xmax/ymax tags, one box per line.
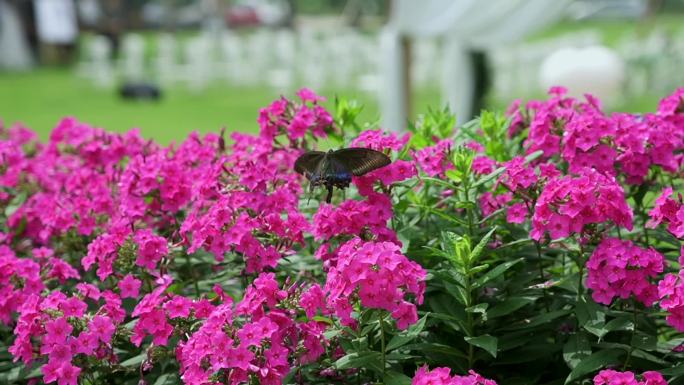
<box><xmin>294</xmin><ymin>151</ymin><xmax>326</xmax><ymax>177</ymax></box>
<box><xmin>331</xmin><ymin>148</ymin><xmax>391</xmax><ymax>176</ymax></box>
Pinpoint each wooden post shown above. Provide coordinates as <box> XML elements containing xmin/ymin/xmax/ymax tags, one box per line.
<box><xmin>401</xmin><ymin>35</ymin><xmax>412</xmax><ymax>122</ymax></box>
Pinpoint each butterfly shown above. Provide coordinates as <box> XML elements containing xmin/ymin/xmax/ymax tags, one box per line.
<box><xmin>295</xmin><ymin>148</ymin><xmax>391</xmax><ymax>203</ymax></box>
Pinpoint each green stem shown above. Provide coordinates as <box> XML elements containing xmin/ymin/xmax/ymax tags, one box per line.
<box><xmin>463</xmin><ymin>180</ymin><xmax>474</xmax><ymax>238</ymax></box>
<box><xmin>577</xmin><ymin>242</ymin><xmax>585</xmax><ymax>301</ymax></box>
<box><xmin>186</xmin><ymin>253</ymin><xmax>200</xmax><ymax>298</ymax></box>
<box><xmin>535</xmin><ymin>241</ymin><xmax>550</xmax><ymax>312</ymax></box>
<box><xmin>623</xmin><ymin>300</ymin><xmax>639</xmax><ymax>370</ymax></box>
<box><xmin>379</xmin><ymin>311</ymin><xmax>387</xmax><ymax>378</ymax></box>
<box><xmin>465</xmin><ymin>268</ymin><xmax>475</xmax><ymax>368</ymax></box>
<box><xmin>641</xmin><ymin>204</ymin><xmax>650</xmax><ymax>247</ymax></box>
<box><xmin>561</xmin><ymin>251</ymin><xmax>566</xmax><ymax>278</ymax></box>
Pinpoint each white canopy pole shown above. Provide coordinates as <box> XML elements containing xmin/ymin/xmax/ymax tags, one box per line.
<box><xmin>380</xmin><ymin>0</ymin><xmax>571</xmax><ymax>131</ymax></box>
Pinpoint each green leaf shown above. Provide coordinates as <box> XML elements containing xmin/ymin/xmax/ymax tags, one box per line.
<box><xmin>564</xmin><ymin>349</ymin><xmax>623</xmax><ymax>384</ymax></box>
<box><xmin>563</xmin><ymin>332</ymin><xmax>592</xmax><ymax>369</ymax></box>
<box><xmin>154</xmin><ymin>374</ymin><xmax>179</xmax><ymax>385</ymax></box>
<box><xmin>464</xmin><ymin>334</ymin><xmax>498</xmax><ymax>358</ymax></box>
<box><xmin>631</xmin><ymin>331</ymin><xmax>656</xmax><ymax>351</ymax></box>
<box><xmin>335</xmin><ymin>351</ymin><xmax>384</xmax><ymax>373</ymax></box>
<box><xmin>661</xmin><ymin>363</ymin><xmax>684</xmax><ymax>376</ymax></box>
<box><xmin>120</xmin><ymin>353</ymin><xmax>146</xmax><ymax>367</ymax></box>
<box><xmin>386</xmin><ymin>314</ymin><xmax>429</xmax><ymax>351</ymax></box>
<box><xmin>575</xmin><ymin>296</ymin><xmax>606</xmax><ymax>330</ymax></box>
<box><xmin>583</xmin><ymin>316</ymin><xmax>633</xmax><ymax>340</ymax></box>
<box><xmin>487</xmin><ymin>296</ymin><xmax>536</xmax><ymax>318</ymax></box>
<box><xmin>630</xmin><ymin>349</ymin><xmax>668</xmax><ymax>365</ymax></box>
<box><xmin>444</xmin><ymin>281</ymin><xmax>469</xmax><ymax>305</ymax></box>
<box><xmin>472</xmin><ymin>166</ymin><xmax>505</xmax><ymax>188</ymax></box>
<box><xmin>402</xmin><ymin>343</ymin><xmax>468</xmax><ymax>359</ymax></box>
<box><xmin>472</xmin><ymin>258</ymin><xmax>523</xmax><ymax>288</ymax></box>
<box><xmin>384</xmin><ymin>371</ymin><xmax>413</xmax><ymax>385</ymax></box>
<box><xmin>469</xmin><ymin>227</ymin><xmax>497</xmax><ymax>265</ymax></box>
<box><xmin>5</xmin><ymin>191</ymin><xmax>27</xmax><ymax>217</ymax></box>
<box><xmin>445</xmin><ymin>169</ymin><xmax>461</xmax><ymax>183</ymax></box>
<box><xmin>500</xmin><ymin>309</ymin><xmax>572</xmax><ymax>331</ymax></box>
<box><xmin>524</xmin><ymin>150</ymin><xmax>544</xmax><ymax>163</ymax></box>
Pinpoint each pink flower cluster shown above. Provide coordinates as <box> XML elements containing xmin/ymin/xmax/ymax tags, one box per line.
<box><xmin>313</xmin><ymin>193</ymin><xmax>396</xmax><ymax>243</ymax></box>
<box><xmin>178</xmin><ymin>273</ymin><xmax>327</xmax><ymax>385</ymax></box>
<box><xmin>0</xmin><ymin>245</ymin><xmax>46</xmax><ymax>324</ymax></box>
<box><xmin>531</xmin><ymin>168</ymin><xmax>633</xmax><ymax>240</ymax></box>
<box><xmin>586</xmin><ymin>238</ymin><xmax>664</xmax><ymax>306</ymax></box>
<box><xmin>0</xmin><ymin>88</ymin><xmax>432</xmax><ymax>385</ymax></box>
<box><xmin>324</xmin><ymin>238</ymin><xmax>426</xmax><ymax>329</ymax></box>
<box><xmin>258</xmin><ymin>87</ymin><xmax>333</xmax><ymax>141</ymax></box>
<box><xmin>413</xmin><ymin>139</ymin><xmax>453</xmax><ymax>177</ymax></box>
<box><xmin>594</xmin><ymin>370</ymin><xmax>667</xmax><ymax>385</ymax></box>
<box><xmin>351</xmin><ymin>128</ymin><xmax>410</xmax><ymax>152</ymax></box>
<box><xmin>9</xmin><ymin>291</ymin><xmax>123</xmax><ymax>385</ymax></box>
<box><xmin>412</xmin><ymin>366</ymin><xmax>497</xmax><ymax>385</ymax></box>
<box><xmin>483</xmin><ymin>158</ymin><xmax>560</xmax><ymax>224</ymax></box>
<box><xmin>648</xmin><ymin>187</ymin><xmax>684</xmax><ymax>238</ymax></box>
<box><xmin>498</xmin><ymin>156</ymin><xmax>538</xmax><ymax>193</ymax></box>
<box><xmin>657</xmin><ymin>269</ymin><xmax>684</xmax><ymax>331</ymax></box>
<box><xmin>179</xmin><ymin>130</ymin><xmax>309</xmax><ymax>271</ymax></box>
<box><xmin>351</xmin><ymin>130</ymin><xmax>416</xmax><ymax>193</ymax></box>
<box><xmin>507</xmin><ymin>87</ymin><xmax>684</xmax><ymax>183</ymax></box>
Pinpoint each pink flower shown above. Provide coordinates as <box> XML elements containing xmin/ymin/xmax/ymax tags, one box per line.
<box><xmin>41</xmin><ymin>359</ymin><xmax>61</xmax><ymax>383</ymax></box>
<box><xmin>134</xmin><ymin>229</ymin><xmax>168</xmax><ymax>270</ymax></box>
<box><xmin>299</xmin><ymin>284</ymin><xmax>326</xmax><ymax>318</ymax></box>
<box><xmin>296</xmin><ymin>87</ymin><xmax>325</xmax><ymax>103</ymax></box>
<box><xmin>89</xmin><ymin>315</ymin><xmax>115</xmax><ymax>343</ymax></box>
<box><xmin>412</xmin><ymin>365</ymin><xmax>497</xmax><ymax>385</ymax></box>
<box><xmin>472</xmin><ymin>156</ymin><xmax>496</xmax><ymax>175</ymax></box>
<box><xmin>506</xmin><ymin>202</ymin><xmax>528</xmax><ymax>224</ymax></box>
<box><xmin>351</xmin><ymin>129</ymin><xmax>410</xmax><ymax>152</ymax></box>
<box><xmin>594</xmin><ymin>370</ymin><xmax>666</xmax><ymax>385</ymax></box>
<box><xmin>227</xmin><ymin>345</ymin><xmax>255</xmax><ymax>371</ymax></box>
<box><xmin>59</xmin><ymin>297</ymin><xmax>87</xmax><ymax>318</ymax></box>
<box><xmin>57</xmin><ymin>362</ymin><xmax>81</xmax><ymax>385</ymax></box>
<box><xmin>164</xmin><ymin>296</ymin><xmax>192</xmax><ymax>319</ymax></box>
<box><xmin>412</xmin><ymin>139</ymin><xmax>452</xmax><ymax>177</ymax></box>
<box><xmin>499</xmin><ymin>156</ymin><xmax>537</xmax><ymax>191</ymax></box>
<box><xmin>118</xmin><ymin>274</ymin><xmax>142</xmax><ymax>299</ymax></box>
<box><xmin>44</xmin><ymin>317</ymin><xmax>73</xmax><ymax>345</ymax></box>
<box><xmin>648</xmin><ymin>187</ymin><xmax>684</xmax><ymax>238</ymax></box>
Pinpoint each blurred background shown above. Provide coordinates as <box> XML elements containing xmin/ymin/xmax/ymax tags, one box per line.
<box><xmin>0</xmin><ymin>0</ymin><xmax>683</xmax><ymax>144</ymax></box>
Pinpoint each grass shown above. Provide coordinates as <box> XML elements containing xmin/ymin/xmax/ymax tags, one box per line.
<box><xmin>0</xmin><ymin>68</ymin><xmax>390</xmax><ymax>144</ymax></box>
<box><xmin>528</xmin><ymin>14</ymin><xmax>684</xmax><ymax>45</ymax></box>
<box><xmin>0</xmin><ymin>66</ymin><xmax>444</xmax><ymax>144</ymax></box>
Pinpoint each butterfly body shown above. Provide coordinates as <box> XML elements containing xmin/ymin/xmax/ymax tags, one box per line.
<box><xmin>295</xmin><ymin>148</ymin><xmax>391</xmax><ymax>203</ymax></box>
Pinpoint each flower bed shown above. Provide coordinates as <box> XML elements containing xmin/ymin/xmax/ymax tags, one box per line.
<box><xmin>0</xmin><ymin>87</ymin><xmax>683</xmax><ymax>385</ymax></box>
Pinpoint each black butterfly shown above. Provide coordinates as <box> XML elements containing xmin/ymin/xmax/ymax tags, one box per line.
<box><xmin>295</xmin><ymin>148</ymin><xmax>391</xmax><ymax>203</ymax></box>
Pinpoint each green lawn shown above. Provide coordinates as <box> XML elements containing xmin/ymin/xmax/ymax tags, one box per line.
<box><xmin>0</xmin><ymin>68</ymin><xmax>388</xmax><ymax>144</ymax></box>
<box><xmin>0</xmin><ymin>67</ymin><xmax>445</xmax><ymax>144</ymax></box>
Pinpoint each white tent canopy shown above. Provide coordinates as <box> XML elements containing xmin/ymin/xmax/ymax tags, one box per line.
<box><xmin>380</xmin><ymin>0</ymin><xmax>571</xmax><ymax>130</ymax></box>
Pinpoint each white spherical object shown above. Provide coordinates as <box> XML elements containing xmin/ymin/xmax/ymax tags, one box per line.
<box><xmin>539</xmin><ymin>45</ymin><xmax>625</xmax><ymax>102</ymax></box>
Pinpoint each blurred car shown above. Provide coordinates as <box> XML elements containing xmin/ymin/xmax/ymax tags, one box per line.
<box><xmin>225</xmin><ymin>0</ymin><xmax>293</xmax><ymax>28</ymax></box>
